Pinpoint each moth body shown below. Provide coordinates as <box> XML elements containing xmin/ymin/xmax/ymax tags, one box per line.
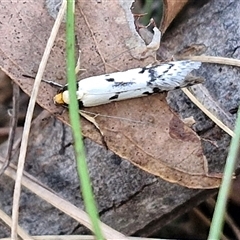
<box><xmin>54</xmin><ymin>60</ymin><xmax>202</xmax><ymax>107</ymax></box>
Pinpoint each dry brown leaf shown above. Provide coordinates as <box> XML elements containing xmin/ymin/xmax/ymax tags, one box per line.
<box><xmin>0</xmin><ymin>0</ymin><xmax>221</xmax><ymax>188</ymax></box>
<box><xmin>79</xmin><ymin>94</ymin><xmax>222</xmax><ymax>188</ymax></box>
<box><xmin>161</xmin><ymin>0</ymin><xmax>189</xmax><ymax>33</ymax></box>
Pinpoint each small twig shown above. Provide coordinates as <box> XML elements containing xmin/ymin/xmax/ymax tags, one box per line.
<box><xmin>0</xmin><ymin>208</ymin><xmax>33</xmax><ymax>240</ymax></box>
<box><xmin>11</xmin><ymin>1</ymin><xmax>67</xmax><ymax>239</ymax></box>
<box><xmin>179</xmin><ymin>55</ymin><xmax>240</xmax><ymax>67</ymax></box>
<box><xmin>0</xmin><ymin>83</ymin><xmax>19</xmax><ymax>176</ymax></box>
<box><xmin>80</xmin><ymin>110</ymin><xmax>146</xmax><ymax>124</ymax></box>
<box><xmin>0</xmin><ymin>158</ymin><xmax>128</xmax><ymax>240</ymax></box>
<box><xmin>201</xmin><ymin>137</ymin><xmax>219</xmax><ymax>148</ymax></box>
<box><xmin>182</xmin><ymin>88</ymin><xmax>234</xmax><ymax>137</ymax></box>
<box><xmin>0</xmin><ymin>127</ymin><xmax>21</xmax><ymax>138</ymax></box>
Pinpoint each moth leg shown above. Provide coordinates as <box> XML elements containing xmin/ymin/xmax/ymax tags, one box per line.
<box><xmin>75</xmin><ymin>66</ymin><xmax>108</xmax><ymax>148</ymax></box>
<box><xmin>80</xmin><ymin>111</ymin><xmax>108</xmax><ymax>149</ymax></box>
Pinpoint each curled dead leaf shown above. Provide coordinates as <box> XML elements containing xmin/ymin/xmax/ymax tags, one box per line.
<box><xmin>161</xmin><ymin>0</ymin><xmax>189</xmax><ymax>33</ymax></box>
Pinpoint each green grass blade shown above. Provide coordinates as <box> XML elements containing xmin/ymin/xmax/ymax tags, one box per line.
<box><xmin>208</xmin><ymin>109</ymin><xmax>240</xmax><ymax>239</ymax></box>
<box><xmin>66</xmin><ymin>1</ymin><xmax>104</xmax><ymax>239</ymax></box>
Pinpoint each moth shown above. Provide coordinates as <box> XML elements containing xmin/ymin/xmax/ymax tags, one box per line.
<box><xmin>54</xmin><ymin>60</ymin><xmax>203</xmax><ymax>108</ymax></box>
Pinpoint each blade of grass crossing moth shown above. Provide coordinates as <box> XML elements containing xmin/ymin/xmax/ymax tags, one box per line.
<box><xmin>66</xmin><ymin>1</ymin><xmax>105</xmax><ymax>239</ymax></box>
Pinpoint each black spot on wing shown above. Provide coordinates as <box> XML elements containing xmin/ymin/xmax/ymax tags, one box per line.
<box><xmin>147</xmin><ymin>63</ymin><xmax>175</xmax><ymax>86</ymax></box>
<box><xmin>161</xmin><ymin>63</ymin><xmax>174</xmax><ymax>74</ymax></box>
<box><xmin>142</xmin><ymin>91</ymin><xmax>152</xmax><ymax>95</ymax></box>
<box><xmin>147</xmin><ymin>67</ymin><xmax>158</xmax><ymax>86</ymax></box>
<box><xmin>153</xmin><ymin>87</ymin><xmax>162</xmax><ymax>93</ymax></box>
<box><xmin>139</xmin><ymin>67</ymin><xmax>147</xmax><ymax>74</ymax></box>
<box><xmin>113</xmin><ymin>82</ymin><xmax>135</xmax><ymax>87</ymax></box>
<box><xmin>109</xmin><ymin>94</ymin><xmax>119</xmax><ymax>100</ymax></box>
<box><xmin>142</xmin><ymin>87</ymin><xmax>162</xmax><ymax>95</ymax></box>
<box><xmin>105</xmin><ymin>76</ymin><xmax>136</xmax><ymax>87</ymax></box>
<box><xmin>105</xmin><ymin>78</ymin><xmax>115</xmax><ymax>82</ymax></box>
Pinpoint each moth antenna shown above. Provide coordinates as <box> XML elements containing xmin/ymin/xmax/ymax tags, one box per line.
<box><xmin>22</xmin><ymin>74</ymin><xmax>64</xmax><ymax>89</ymax></box>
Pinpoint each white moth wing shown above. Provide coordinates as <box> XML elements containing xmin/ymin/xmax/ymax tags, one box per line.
<box><xmin>76</xmin><ymin>67</ymin><xmax>152</xmax><ymax>107</ymax></box>
<box><xmin>74</xmin><ymin>60</ymin><xmax>202</xmax><ymax>107</ymax></box>
<box><xmin>77</xmin><ymin>67</ymin><xmax>150</xmax><ymax>95</ymax></box>
<box><xmin>78</xmin><ymin>88</ymin><xmax>154</xmax><ymax>107</ymax></box>
<box><xmin>147</xmin><ymin>61</ymin><xmax>201</xmax><ymax>90</ymax></box>
<box><xmin>77</xmin><ymin>60</ymin><xmax>201</xmax><ymax>95</ymax></box>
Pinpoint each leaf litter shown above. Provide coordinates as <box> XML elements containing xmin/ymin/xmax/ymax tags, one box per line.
<box><xmin>0</xmin><ymin>0</ymin><xmax>222</xmax><ymax>188</ymax></box>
